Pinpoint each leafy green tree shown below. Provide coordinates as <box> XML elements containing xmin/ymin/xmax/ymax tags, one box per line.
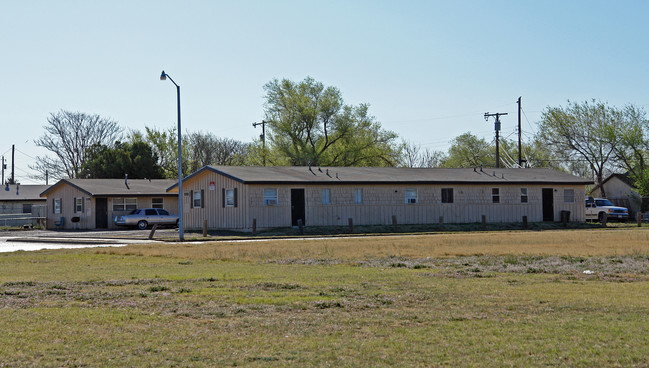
<box><xmin>130</xmin><ymin>127</ymin><xmax>187</xmax><ymax>179</ymax></box>
<box><xmin>441</xmin><ymin>132</ymin><xmax>495</xmax><ymax>168</ymax></box>
<box><xmin>537</xmin><ymin>100</ymin><xmax>628</xmax><ymax>196</ymax></box>
<box><xmin>438</xmin><ymin>131</ymin><xmax>560</xmax><ymax>170</ymax></box>
<box><xmin>608</xmin><ymin>104</ymin><xmax>649</xmax><ymax>197</ymax></box>
<box><xmin>263</xmin><ymin>77</ymin><xmax>400</xmax><ymax>166</ymax></box>
<box><xmin>80</xmin><ymin>141</ymin><xmax>163</xmax><ymax>179</ymax></box>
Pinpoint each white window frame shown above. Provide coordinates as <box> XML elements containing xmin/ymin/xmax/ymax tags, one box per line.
<box><xmin>193</xmin><ymin>191</ymin><xmax>203</xmax><ymax>208</ymax></box>
<box><xmin>125</xmin><ymin>198</ymin><xmax>137</xmax><ymax>211</ymax></box>
<box><xmin>113</xmin><ymin>198</ymin><xmax>137</xmax><ymax>211</ymax></box>
<box><xmin>520</xmin><ymin>188</ymin><xmax>528</xmax><ymax>203</ymax></box>
<box><xmin>225</xmin><ymin>189</ymin><xmax>235</xmax><ymax>207</ymax></box>
<box><xmin>54</xmin><ymin>198</ymin><xmax>61</xmax><ymax>214</ymax></box>
<box><xmin>354</xmin><ymin>189</ymin><xmax>363</xmax><ymax>204</ymax></box>
<box><xmin>564</xmin><ymin>189</ymin><xmax>575</xmax><ymax>203</ymax></box>
<box><xmin>263</xmin><ymin>188</ymin><xmax>278</xmax><ymax>206</ymax></box>
<box><xmin>74</xmin><ymin>197</ymin><xmax>84</xmax><ymax>213</ymax></box>
<box><xmin>152</xmin><ymin>197</ymin><xmax>164</xmax><ymax>209</ymax></box>
<box><xmin>405</xmin><ymin>188</ymin><xmax>418</xmax><ymax>204</ymax></box>
<box><xmin>492</xmin><ymin>188</ymin><xmax>500</xmax><ymax>203</ymax></box>
<box><xmin>322</xmin><ymin>189</ymin><xmax>331</xmax><ymax>205</ymax></box>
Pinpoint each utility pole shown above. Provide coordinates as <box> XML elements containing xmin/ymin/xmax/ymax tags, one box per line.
<box><xmin>252</xmin><ymin>120</ymin><xmax>267</xmax><ymax>166</ymax></box>
<box><xmin>484</xmin><ymin>112</ymin><xmax>508</xmax><ymax>168</ymax></box>
<box><xmin>9</xmin><ymin>145</ymin><xmax>15</xmax><ymax>185</ymax></box>
<box><xmin>517</xmin><ymin>97</ymin><xmax>525</xmax><ymax>167</ymax></box>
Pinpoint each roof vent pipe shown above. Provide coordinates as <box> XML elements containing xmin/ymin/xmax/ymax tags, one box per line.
<box><xmin>480</xmin><ymin>164</ymin><xmax>483</xmax><ymax>172</ymax></box>
<box><xmin>473</xmin><ymin>167</ymin><xmax>476</xmax><ymax>172</ymax></box>
<box><xmin>336</xmin><ymin>173</ymin><xmax>339</xmax><ymax>179</ymax></box>
<box><xmin>502</xmin><ymin>173</ymin><xmax>505</xmax><ymax>179</ymax></box>
<box><xmin>493</xmin><ymin>171</ymin><xmax>496</xmax><ymax>176</ymax></box>
<box><xmin>125</xmin><ymin>174</ymin><xmax>129</xmax><ymax>189</ymax></box>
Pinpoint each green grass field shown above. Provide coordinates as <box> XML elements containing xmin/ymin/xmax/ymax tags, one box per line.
<box><xmin>1</xmin><ymin>228</ymin><xmax>649</xmax><ymax>367</ymax></box>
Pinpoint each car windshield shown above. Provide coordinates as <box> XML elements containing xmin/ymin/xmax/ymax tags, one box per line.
<box><xmin>595</xmin><ymin>199</ymin><xmax>615</xmax><ymax>207</ymax></box>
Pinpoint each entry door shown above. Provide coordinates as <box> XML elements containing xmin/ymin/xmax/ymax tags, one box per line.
<box><xmin>95</xmin><ymin>198</ymin><xmax>108</xmax><ymax>228</ymax></box>
<box><xmin>542</xmin><ymin>188</ymin><xmax>554</xmax><ymax>222</ymax></box>
<box><xmin>291</xmin><ymin>189</ymin><xmax>305</xmax><ymax>226</ymax></box>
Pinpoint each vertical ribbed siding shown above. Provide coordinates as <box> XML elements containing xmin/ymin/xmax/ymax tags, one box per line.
<box><xmin>43</xmin><ymin>185</ymin><xmax>91</xmax><ymax>230</ymax></box>
<box><xmin>180</xmin><ymin>173</ymin><xmax>249</xmax><ymax>230</ymax></box>
<box><xmin>43</xmin><ymin>182</ymin><xmax>180</xmax><ymax>230</ymax></box>
<box><xmin>178</xmin><ymin>170</ymin><xmax>587</xmax><ymax>231</ymax></box>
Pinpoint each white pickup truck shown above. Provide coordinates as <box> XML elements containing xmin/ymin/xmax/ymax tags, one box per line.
<box><xmin>585</xmin><ymin>197</ymin><xmax>629</xmax><ymax>222</ymax></box>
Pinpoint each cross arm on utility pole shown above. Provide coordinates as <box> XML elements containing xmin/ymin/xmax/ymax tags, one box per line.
<box><xmin>484</xmin><ymin>112</ymin><xmax>508</xmax><ymax>168</ymax></box>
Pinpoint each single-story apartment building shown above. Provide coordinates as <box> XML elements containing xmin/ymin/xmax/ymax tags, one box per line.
<box><xmin>0</xmin><ymin>184</ymin><xmax>50</xmax><ymax>227</ymax></box>
<box><xmin>40</xmin><ymin>179</ymin><xmax>178</xmax><ymax>230</ymax></box>
<box><xmin>168</xmin><ymin>166</ymin><xmax>592</xmax><ymax>231</ymax></box>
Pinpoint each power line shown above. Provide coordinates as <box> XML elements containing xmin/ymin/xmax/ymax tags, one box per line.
<box><xmin>521</xmin><ymin>107</ymin><xmax>537</xmax><ymax>135</ymax></box>
<box><xmin>14</xmin><ymin>148</ymin><xmax>38</xmax><ymax>160</ymax></box>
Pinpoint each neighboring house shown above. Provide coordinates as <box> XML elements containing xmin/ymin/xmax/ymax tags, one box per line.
<box><xmin>40</xmin><ymin>179</ymin><xmax>178</xmax><ymax>230</ymax></box>
<box><xmin>0</xmin><ymin>184</ymin><xmax>50</xmax><ymax>227</ymax></box>
<box><xmin>168</xmin><ymin>166</ymin><xmax>592</xmax><ymax>231</ymax></box>
<box><xmin>590</xmin><ymin>173</ymin><xmax>641</xmax><ymax>216</ymax></box>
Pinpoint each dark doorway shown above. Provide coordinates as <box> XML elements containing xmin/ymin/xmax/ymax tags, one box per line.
<box><xmin>542</xmin><ymin>188</ymin><xmax>554</xmax><ymax>222</ymax></box>
<box><xmin>95</xmin><ymin>198</ymin><xmax>108</xmax><ymax>228</ymax></box>
<box><xmin>291</xmin><ymin>189</ymin><xmax>305</xmax><ymax>226</ymax></box>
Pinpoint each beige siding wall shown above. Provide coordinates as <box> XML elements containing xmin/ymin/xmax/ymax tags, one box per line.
<box><xmin>44</xmin><ymin>185</ymin><xmax>93</xmax><ymax>229</ymax></box>
<box><xmin>44</xmin><ymin>184</ymin><xmax>179</xmax><ymax>230</ymax></box>
<box><xmin>592</xmin><ymin>178</ymin><xmax>641</xmax><ymax>214</ymax></box>
<box><xmin>178</xmin><ymin>172</ymin><xmax>249</xmax><ymax>230</ymax></box>
<box><xmin>299</xmin><ymin>184</ymin><xmax>585</xmax><ymax>226</ymax></box>
<box><xmin>181</xmin><ymin>172</ymin><xmax>587</xmax><ymax>231</ymax></box>
<box><xmin>591</xmin><ymin>177</ymin><xmax>634</xmax><ymax>199</ymax></box>
<box><xmin>0</xmin><ymin>200</ymin><xmax>46</xmax><ymax>214</ymax></box>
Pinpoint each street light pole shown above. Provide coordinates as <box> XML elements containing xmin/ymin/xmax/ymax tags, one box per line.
<box><xmin>252</xmin><ymin>120</ymin><xmax>267</xmax><ymax>166</ymax></box>
<box><xmin>160</xmin><ymin>70</ymin><xmax>184</xmax><ymax>241</ymax></box>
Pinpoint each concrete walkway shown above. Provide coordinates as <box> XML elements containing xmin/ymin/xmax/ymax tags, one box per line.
<box><xmin>0</xmin><ymin>229</ymin><xmax>172</xmax><ymax>253</ymax></box>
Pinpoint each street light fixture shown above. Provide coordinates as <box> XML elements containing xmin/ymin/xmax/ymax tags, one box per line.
<box><xmin>160</xmin><ymin>70</ymin><xmax>184</xmax><ymax>241</ymax></box>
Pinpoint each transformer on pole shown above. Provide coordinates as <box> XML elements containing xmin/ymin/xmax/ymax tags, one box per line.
<box><xmin>484</xmin><ymin>112</ymin><xmax>508</xmax><ymax>168</ymax></box>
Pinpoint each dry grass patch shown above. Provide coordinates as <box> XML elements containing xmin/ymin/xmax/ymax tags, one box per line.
<box><xmin>2</xmin><ymin>228</ymin><xmax>649</xmax><ymax>366</ymax></box>
<box><xmin>100</xmin><ymin>228</ymin><xmax>649</xmax><ymax>262</ymax></box>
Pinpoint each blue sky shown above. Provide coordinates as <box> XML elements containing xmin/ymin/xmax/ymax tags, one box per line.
<box><xmin>2</xmin><ymin>0</ymin><xmax>649</xmax><ymax>183</ymax></box>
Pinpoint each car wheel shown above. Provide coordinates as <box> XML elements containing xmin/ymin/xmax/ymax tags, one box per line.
<box><xmin>137</xmin><ymin>220</ymin><xmax>148</xmax><ymax>230</ymax></box>
<box><xmin>598</xmin><ymin>213</ymin><xmax>605</xmax><ymax>223</ymax></box>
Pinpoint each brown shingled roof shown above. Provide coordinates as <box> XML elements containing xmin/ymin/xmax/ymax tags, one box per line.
<box><xmin>0</xmin><ymin>184</ymin><xmax>49</xmax><ymax>201</ymax></box>
<box><xmin>169</xmin><ymin>166</ymin><xmax>592</xmax><ymax>190</ymax></box>
<box><xmin>41</xmin><ymin>179</ymin><xmax>177</xmax><ymax>197</ymax></box>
